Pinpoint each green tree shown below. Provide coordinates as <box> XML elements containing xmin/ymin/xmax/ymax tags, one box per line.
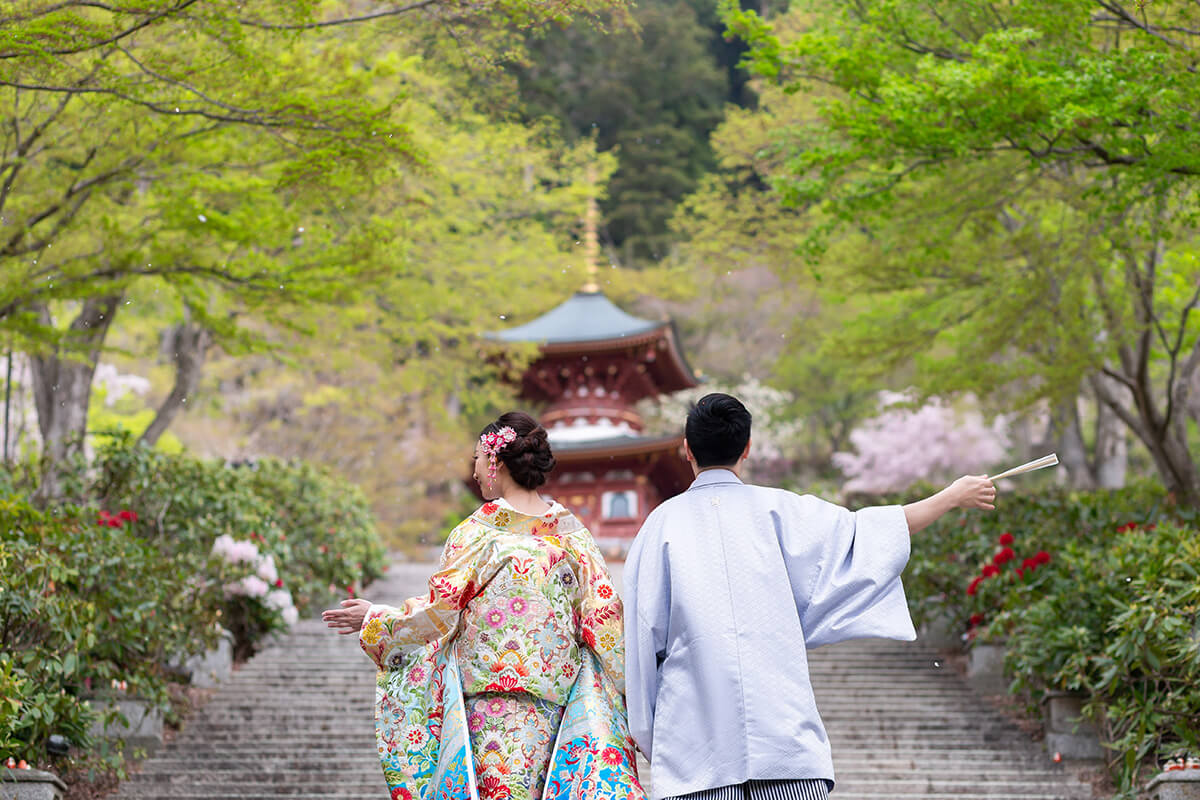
<box><xmin>0</xmin><ymin>0</ymin><xmax>626</xmax><ymax>498</ymax></box>
<box><xmin>512</xmin><ymin>0</ymin><xmax>730</xmax><ymax>263</ymax></box>
<box><xmin>720</xmin><ymin>0</ymin><xmax>1200</xmax><ymax>503</ymax></box>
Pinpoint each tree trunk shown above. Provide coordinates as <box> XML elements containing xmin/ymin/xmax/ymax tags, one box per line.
<box><xmin>139</xmin><ymin>319</ymin><xmax>212</xmax><ymax>447</ymax></box>
<box><xmin>1092</xmin><ymin>388</ymin><xmax>1127</xmax><ymax>489</ymax></box>
<box><xmin>29</xmin><ymin>296</ymin><xmax>121</xmax><ymax>503</ymax></box>
<box><xmin>1052</xmin><ymin>400</ymin><xmax>1096</xmax><ymax>490</ymax></box>
<box><xmin>1091</xmin><ymin>372</ymin><xmax>1200</xmax><ymax>507</ymax></box>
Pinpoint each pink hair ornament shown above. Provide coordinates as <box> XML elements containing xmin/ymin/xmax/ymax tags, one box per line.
<box><xmin>480</xmin><ymin>426</ymin><xmax>518</xmax><ymax>482</ymax></box>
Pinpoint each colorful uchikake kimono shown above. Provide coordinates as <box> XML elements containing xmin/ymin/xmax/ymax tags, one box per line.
<box><xmin>359</xmin><ymin>501</ymin><xmax>644</xmax><ymax>800</ymax></box>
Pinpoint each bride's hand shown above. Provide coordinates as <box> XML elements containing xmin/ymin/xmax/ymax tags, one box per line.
<box><xmin>322</xmin><ymin>598</ymin><xmax>371</xmax><ymax>635</ymax></box>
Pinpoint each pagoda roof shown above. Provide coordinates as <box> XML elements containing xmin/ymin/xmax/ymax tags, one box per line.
<box><xmin>490</xmin><ymin>290</ymin><xmax>663</xmax><ymax>345</ymax></box>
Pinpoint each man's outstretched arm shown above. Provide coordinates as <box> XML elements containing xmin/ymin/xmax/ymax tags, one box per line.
<box><xmin>903</xmin><ymin>475</ymin><xmax>995</xmax><ymax>534</ymax></box>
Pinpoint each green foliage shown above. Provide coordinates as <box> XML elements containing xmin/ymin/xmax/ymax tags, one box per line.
<box><xmin>904</xmin><ymin>483</ymin><xmax>1189</xmax><ymax>634</ymax></box>
<box><xmin>0</xmin><ymin>494</ymin><xmax>221</xmax><ymax>764</ymax></box>
<box><xmin>709</xmin><ymin>0</ymin><xmax>1200</xmax><ymax>502</ymax></box>
<box><xmin>1002</xmin><ymin>523</ymin><xmax>1200</xmax><ymax>793</ymax></box>
<box><xmin>237</xmin><ymin>459</ymin><xmax>389</xmax><ymax>607</ymax></box>
<box><xmin>0</xmin><ymin>437</ymin><xmax>388</xmax><ymax>763</ymax></box>
<box><xmin>902</xmin><ymin>486</ymin><xmax>1200</xmax><ymax>792</ymax></box>
<box><xmin>91</xmin><ymin>434</ymin><xmax>387</xmax><ymax>625</ymax></box>
<box><xmin>512</xmin><ymin>0</ymin><xmax>732</xmax><ymax>262</ymax></box>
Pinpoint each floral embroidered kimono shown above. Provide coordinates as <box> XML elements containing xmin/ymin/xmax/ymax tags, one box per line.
<box><xmin>359</xmin><ymin>500</ymin><xmax>644</xmax><ymax>800</ymax></box>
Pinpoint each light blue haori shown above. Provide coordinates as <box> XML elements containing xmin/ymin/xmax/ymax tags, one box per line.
<box><xmin>622</xmin><ymin>469</ymin><xmax>916</xmax><ymax>800</ymax></box>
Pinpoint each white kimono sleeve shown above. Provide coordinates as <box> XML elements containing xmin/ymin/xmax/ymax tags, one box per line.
<box><xmin>785</xmin><ymin>497</ymin><xmax>916</xmax><ymax>648</ymax></box>
<box><xmin>621</xmin><ymin>517</ymin><xmax>669</xmax><ymax>761</ymax></box>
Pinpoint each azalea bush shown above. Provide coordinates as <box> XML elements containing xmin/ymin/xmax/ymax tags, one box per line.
<box><xmin>0</xmin><ymin>495</ymin><xmax>222</xmax><ymax>766</ymax></box>
<box><xmin>1001</xmin><ymin>522</ymin><xmax>1200</xmax><ymax>795</ymax></box>
<box><xmin>92</xmin><ymin>435</ymin><xmax>387</xmax><ymax>653</ymax></box>
<box><xmin>234</xmin><ymin>458</ymin><xmax>387</xmax><ymax>610</ymax></box>
<box><xmin>901</xmin><ymin>482</ymin><xmax>1190</xmax><ymax>638</ymax></box>
<box><xmin>210</xmin><ymin>533</ymin><xmax>300</xmax><ymax>660</ymax></box>
<box><xmin>1</xmin><ymin>436</ymin><xmax>387</xmax><ymax>767</ymax></box>
<box><xmin>899</xmin><ymin>483</ymin><xmax>1200</xmax><ymax>795</ymax></box>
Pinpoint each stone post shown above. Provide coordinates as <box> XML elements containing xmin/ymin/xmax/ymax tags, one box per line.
<box><xmin>0</xmin><ymin>768</ymin><xmax>67</xmax><ymax>800</ymax></box>
<box><xmin>1041</xmin><ymin>691</ymin><xmax>1103</xmax><ymax>761</ymax></box>
<box><xmin>1144</xmin><ymin>771</ymin><xmax>1200</xmax><ymax>800</ymax></box>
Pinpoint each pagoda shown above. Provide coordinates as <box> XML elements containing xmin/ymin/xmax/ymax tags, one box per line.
<box><xmin>489</xmin><ymin>200</ymin><xmax>699</xmax><ymax>554</ymax></box>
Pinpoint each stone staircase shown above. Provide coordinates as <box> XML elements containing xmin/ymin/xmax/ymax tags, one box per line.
<box><xmin>113</xmin><ymin>562</ymin><xmax>432</xmax><ymax>800</ymax></box>
<box><xmin>809</xmin><ymin>639</ymin><xmax>1096</xmax><ymax>800</ymax></box>
<box><xmin>113</xmin><ymin>561</ymin><xmax>1097</xmax><ymax>800</ymax></box>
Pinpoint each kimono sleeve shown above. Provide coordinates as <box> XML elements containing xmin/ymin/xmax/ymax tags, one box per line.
<box><xmin>786</xmin><ymin>496</ymin><xmax>916</xmax><ymax>649</ymax></box>
<box><xmin>573</xmin><ymin>535</ymin><xmax>626</xmax><ymax>694</ymax></box>
<box><xmin>621</xmin><ymin>511</ymin><xmax>669</xmax><ymax>760</ymax></box>
<box><xmin>359</xmin><ymin>519</ymin><xmax>497</xmax><ymax>671</ymax></box>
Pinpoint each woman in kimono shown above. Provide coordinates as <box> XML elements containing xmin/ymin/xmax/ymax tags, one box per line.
<box><xmin>323</xmin><ymin>412</ymin><xmax>643</xmax><ymax>800</ymax></box>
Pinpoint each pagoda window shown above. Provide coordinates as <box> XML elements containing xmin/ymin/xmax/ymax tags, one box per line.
<box><xmin>605</xmin><ymin>470</ymin><xmax>635</xmax><ymax>481</ymax></box>
<box><xmin>603</xmin><ymin>490</ymin><xmax>638</xmax><ymax>520</ymax></box>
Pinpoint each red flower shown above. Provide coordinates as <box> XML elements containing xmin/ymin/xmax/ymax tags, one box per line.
<box><xmin>1021</xmin><ymin>557</ymin><xmax>1037</xmax><ymax>571</ymax></box>
<box><xmin>1119</xmin><ymin>522</ymin><xmax>1138</xmax><ymax>532</ymax></box>
<box><xmin>601</xmin><ymin>747</ymin><xmax>624</xmax><ymax>766</ymax></box>
<box><xmin>1015</xmin><ymin>568</ymin><xmax>1026</xmax><ymax>580</ymax></box>
<box><xmin>1145</xmin><ymin>523</ymin><xmax>1157</xmax><ymax>531</ymax></box>
<box><xmin>597</xmin><ymin>585</ymin><xmax>613</xmax><ymax>599</ymax></box>
<box><xmin>319</xmin><ymin>545</ymin><xmax>328</xmax><ymax>554</ymax></box>
<box><xmin>479</xmin><ymin>776</ymin><xmax>511</xmax><ymax>800</ymax></box>
<box><xmin>481</xmin><ymin>503</ymin><xmax>499</xmax><ymax>515</ymax></box>
<box><xmin>1034</xmin><ymin>551</ymin><xmax>1051</xmax><ymax>565</ymax></box>
<box><xmin>118</xmin><ymin>510</ymin><xmax>138</xmax><ymax>522</ymax></box>
<box><xmin>346</xmin><ymin>586</ymin><xmax>356</xmax><ymax>598</ymax></box>
<box><xmin>998</xmin><ymin>532</ymin><xmax>1014</xmax><ymax>546</ymax></box>
<box><xmin>392</xmin><ymin>789</ymin><xmax>413</xmax><ymax>800</ymax></box>
<box><xmin>582</xmin><ymin>627</ymin><xmax>596</xmax><ymax>648</ymax></box>
<box><xmin>993</xmin><ymin>547</ymin><xmax>1015</xmax><ymax>566</ymax></box>
<box><xmin>981</xmin><ymin>564</ymin><xmax>1000</xmax><ymax>579</ymax></box>
<box><xmin>108</xmin><ymin>518</ymin><xmax>123</xmax><ymax>528</ymax></box>
<box><xmin>275</xmin><ymin>579</ymin><xmax>284</xmax><ymax>588</ymax></box>
<box><xmin>969</xmin><ymin>613</ymin><xmax>984</xmax><ymax>626</ymax></box>
<box><xmin>967</xmin><ymin>577</ymin><xmax>982</xmax><ymax>596</ymax></box>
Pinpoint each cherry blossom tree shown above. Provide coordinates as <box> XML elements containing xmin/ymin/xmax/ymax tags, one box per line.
<box><xmin>833</xmin><ymin>393</ymin><xmax>1011</xmax><ymax>494</ymax></box>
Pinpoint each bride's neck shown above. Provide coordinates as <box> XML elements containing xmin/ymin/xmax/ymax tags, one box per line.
<box><xmin>502</xmin><ymin>486</ymin><xmax>551</xmax><ymax>516</ymax></box>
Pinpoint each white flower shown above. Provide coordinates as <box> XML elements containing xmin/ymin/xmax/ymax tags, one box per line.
<box><xmin>281</xmin><ymin>606</ymin><xmax>299</xmax><ymax>626</ymax></box>
<box><xmin>256</xmin><ymin>554</ymin><xmax>279</xmax><ymax>584</ymax></box>
<box><xmin>226</xmin><ymin>575</ymin><xmax>270</xmax><ymax>598</ymax></box>
<box><xmin>265</xmin><ymin>588</ymin><xmax>294</xmax><ymax>612</ymax></box>
<box><xmin>211</xmin><ymin>534</ymin><xmax>236</xmax><ymax>559</ymax></box>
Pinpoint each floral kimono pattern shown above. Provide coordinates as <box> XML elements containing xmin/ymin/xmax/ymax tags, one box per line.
<box><xmin>359</xmin><ymin>502</ymin><xmax>644</xmax><ymax>800</ymax></box>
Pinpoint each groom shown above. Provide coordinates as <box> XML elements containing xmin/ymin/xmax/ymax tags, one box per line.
<box><xmin>622</xmin><ymin>393</ymin><xmax>994</xmax><ymax>800</ymax></box>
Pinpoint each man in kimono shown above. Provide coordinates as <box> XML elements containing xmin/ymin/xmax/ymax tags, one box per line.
<box><xmin>623</xmin><ymin>393</ymin><xmax>996</xmax><ymax>800</ymax></box>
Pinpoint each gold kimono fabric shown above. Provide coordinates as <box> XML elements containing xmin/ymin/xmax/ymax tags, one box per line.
<box><xmin>359</xmin><ymin>502</ymin><xmax>645</xmax><ymax>800</ymax></box>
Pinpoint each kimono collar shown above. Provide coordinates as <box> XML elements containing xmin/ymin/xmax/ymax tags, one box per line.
<box><xmin>472</xmin><ymin>499</ymin><xmax>584</xmax><ymax>536</ymax></box>
<box><xmin>688</xmin><ymin>468</ymin><xmax>744</xmax><ymax>490</ymax></box>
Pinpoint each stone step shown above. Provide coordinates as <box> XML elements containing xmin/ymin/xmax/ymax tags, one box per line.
<box><xmin>112</xmin><ymin>560</ymin><xmax>1095</xmax><ymax>800</ymax></box>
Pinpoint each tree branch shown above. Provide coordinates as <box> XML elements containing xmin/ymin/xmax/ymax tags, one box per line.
<box><xmin>235</xmin><ymin>0</ymin><xmax>441</xmax><ymax>29</ymax></box>
<box><xmin>0</xmin><ymin>0</ymin><xmax>202</xmax><ymax>59</ymax></box>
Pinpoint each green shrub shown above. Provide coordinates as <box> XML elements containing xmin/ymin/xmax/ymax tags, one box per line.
<box><xmin>236</xmin><ymin>458</ymin><xmax>387</xmax><ymax>609</ymax></box>
<box><xmin>1002</xmin><ymin>522</ymin><xmax>1200</xmax><ymax>795</ymax></box>
<box><xmin>0</xmin><ymin>496</ymin><xmax>221</xmax><ymax>764</ymax></box>
<box><xmin>91</xmin><ymin>435</ymin><xmax>386</xmax><ymax>654</ymax></box>
<box><xmin>899</xmin><ymin>484</ymin><xmax>1200</xmax><ymax>795</ymax></box>
<box><xmin>902</xmin><ymin>483</ymin><xmax>1193</xmax><ymax>639</ymax></box>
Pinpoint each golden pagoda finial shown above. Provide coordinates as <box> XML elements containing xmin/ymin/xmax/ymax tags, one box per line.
<box><xmin>582</xmin><ymin>163</ymin><xmax>600</xmax><ymax>293</ymax></box>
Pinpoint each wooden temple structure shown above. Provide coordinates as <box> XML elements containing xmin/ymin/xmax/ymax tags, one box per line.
<box><xmin>488</xmin><ymin>196</ymin><xmax>699</xmax><ymax>554</ymax></box>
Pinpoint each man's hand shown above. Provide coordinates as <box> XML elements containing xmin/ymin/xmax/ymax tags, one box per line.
<box><xmin>322</xmin><ymin>598</ymin><xmax>371</xmax><ymax>635</ymax></box>
<box><xmin>948</xmin><ymin>475</ymin><xmax>996</xmax><ymax>510</ymax></box>
<box><xmin>904</xmin><ymin>475</ymin><xmax>996</xmax><ymax>533</ymax></box>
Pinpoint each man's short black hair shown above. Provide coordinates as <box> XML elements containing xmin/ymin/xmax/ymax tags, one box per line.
<box><xmin>685</xmin><ymin>393</ymin><xmax>752</xmax><ymax>468</ymax></box>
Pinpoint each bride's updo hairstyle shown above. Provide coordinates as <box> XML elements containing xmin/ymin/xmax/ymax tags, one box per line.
<box><xmin>479</xmin><ymin>411</ymin><xmax>556</xmax><ymax>490</ymax></box>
